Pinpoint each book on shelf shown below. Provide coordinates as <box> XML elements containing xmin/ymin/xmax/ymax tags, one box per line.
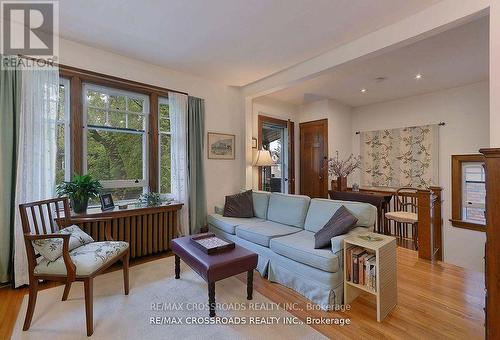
<box><xmin>346</xmin><ymin>246</ymin><xmax>377</xmax><ymax>292</ymax></box>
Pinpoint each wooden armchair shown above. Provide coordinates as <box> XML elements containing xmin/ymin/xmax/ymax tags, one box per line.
<box><xmin>19</xmin><ymin>197</ymin><xmax>130</xmax><ymax>336</ymax></box>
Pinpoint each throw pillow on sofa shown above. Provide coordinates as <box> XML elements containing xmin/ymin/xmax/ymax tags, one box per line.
<box><xmin>223</xmin><ymin>190</ymin><xmax>254</xmax><ymax>218</ymax></box>
<box><xmin>314</xmin><ymin>205</ymin><xmax>358</xmax><ymax>249</ymax></box>
<box><xmin>32</xmin><ymin>225</ymin><xmax>94</xmax><ymax>261</ymax></box>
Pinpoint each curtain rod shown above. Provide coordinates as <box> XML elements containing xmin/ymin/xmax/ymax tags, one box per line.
<box><xmin>355</xmin><ymin>122</ymin><xmax>445</xmax><ymax>135</ymax></box>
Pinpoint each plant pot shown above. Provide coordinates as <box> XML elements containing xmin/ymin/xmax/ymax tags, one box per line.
<box><xmin>71</xmin><ymin>197</ymin><xmax>89</xmax><ymax>214</ymax></box>
<box><xmin>336</xmin><ymin>176</ymin><xmax>348</xmax><ymax>191</ymax></box>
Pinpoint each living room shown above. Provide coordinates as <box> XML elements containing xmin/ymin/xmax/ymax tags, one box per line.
<box><xmin>0</xmin><ymin>1</ymin><xmax>499</xmax><ymax>339</ymax></box>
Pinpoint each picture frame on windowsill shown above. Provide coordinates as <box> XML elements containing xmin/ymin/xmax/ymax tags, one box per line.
<box><xmin>100</xmin><ymin>193</ymin><xmax>115</xmax><ymax>211</ymax></box>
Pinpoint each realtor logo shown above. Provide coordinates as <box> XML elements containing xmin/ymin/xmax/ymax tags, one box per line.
<box><xmin>1</xmin><ymin>1</ymin><xmax>58</xmax><ymax>58</ymax></box>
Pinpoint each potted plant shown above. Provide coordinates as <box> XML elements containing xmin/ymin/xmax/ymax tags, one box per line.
<box><xmin>56</xmin><ymin>174</ymin><xmax>102</xmax><ymax>213</ymax></box>
<box><xmin>324</xmin><ymin>151</ymin><xmax>361</xmax><ymax>191</ymax></box>
<box><xmin>138</xmin><ymin>190</ymin><xmax>163</xmax><ymax>207</ymax></box>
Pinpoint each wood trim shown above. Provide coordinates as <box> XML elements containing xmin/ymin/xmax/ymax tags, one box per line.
<box><xmin>69</xmin><ymin>75</ymin><xmax>83</xmax><ymax>175</ymax></box>
<box><xmin>479</xmin><ymin>148</ymin><xmax>500</xmax><ymax>340</ymax></box>
<box><xmin>417</xmin><ymin>189</ymin><xmax>432</xmax><ymax>260</ymax></box>
<box><xmin>59</xmin><ymin>64</ymin><xmax>188</xmax><ymax>96</ymax></box>
<box><xmin>288</xmin><ymin>120</ymin><xmax>295</xmax><ymax>194</ymax></box>
<box><xmin>71</xmin><ymin>203</ymin><xmax>183</xmax><ymax>219</ymax></box>
<box><xmin>451</xmin><ymin>154</ymin><xmax>485</xmax><ymax>230</ymax></box>
<box><xmin>149</xmin><ymin>93</ymin><xmax>159</xmax><ymax>191</ymax></box>
<box><xmin>429</xmin><ymin>186</ymin><xmax>443</xmax><ymax>261</ymax></box>
<box><xmin>257</xmin><ymin>115</ymin><xmax>295</xmax><ymax>192</ymax></box>
<box><xmin>449</xmin><ymin>219</ymin><xmax>485</xmax><ymax>232</ymax></box>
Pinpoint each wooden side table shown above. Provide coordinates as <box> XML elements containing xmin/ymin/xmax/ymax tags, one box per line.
<box><xmin>343</xmin><ymin>233</ymin><xmax>397</xmax><ymax>322</ymax></box>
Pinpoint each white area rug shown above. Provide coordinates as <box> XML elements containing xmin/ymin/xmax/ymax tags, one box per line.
<box><xmin>12</xmin><ymin>257</ymin><xmax>326</xmax><ymax>339</ymax></box>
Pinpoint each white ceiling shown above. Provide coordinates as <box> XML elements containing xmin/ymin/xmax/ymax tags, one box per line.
<box><xmin>58</xmin><ymin>0</ymin><xmax>440</xmax><ymax>86</ymax></box>
<box><xmin>263</xmin><ymin>16</ymin><xmax>489</xmax><ymax>107</ymax></box>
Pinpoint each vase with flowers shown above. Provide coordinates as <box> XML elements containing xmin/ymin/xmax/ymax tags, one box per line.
<box><xmin>324</xmin><ymin>151</ymin><xmax>361</xmax><ymax>191</ymax></box>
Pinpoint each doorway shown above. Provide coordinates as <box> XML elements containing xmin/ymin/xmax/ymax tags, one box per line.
<box><xmin>299</xmin><ymin>119</ymin><xmax>328</xmax><ymax>198</ymax></box>
<box><xmin>258</xmin><ymin>115</ymin><xmax>295</xmax><ymax>193</ymax></box>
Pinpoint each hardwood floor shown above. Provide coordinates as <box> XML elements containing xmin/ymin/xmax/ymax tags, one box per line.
<box><xmin>237</xmin><ymin>247</ymin><xmax>485</xmax><ymax>339</ymax></box>
<box><xmin>0</xmin><ymin>248</ymin><xmax>484</xmax><ymax>339</ymax></box>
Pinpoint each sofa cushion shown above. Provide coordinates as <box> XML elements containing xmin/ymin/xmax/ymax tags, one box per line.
<box><xmin>269</xmin><ymin>230</ymin><xmax>340</xmax><ymax>273</ymax></box>
<box><xmin>267</xmin><ymin>193</ymin><xmax>310</xmax><ymax>228</ymax></box>
<box><xmin>252</xmin><ymin>190</ymin><xmax>270</xmax><ymax>219</ymax></box>
<box><xmin>235</xmin><ymin>221</ymin><xmax>302</xmax><ymax>247</ymax></box>
<box><xmin>314</xmin><ymin>206</ymin><xmax>358</xmax><ymax>249</ymax></box>
<box><xmin>223</xmin><ymin>190</ymin><xmax>254</xmax><ymax>218</ymax></box>
<box><xmin>304</xmin><ymin>199</ymin><xmax>376</xmax><ymax>233</ymax></box>
<box><xmin>34</xmin><ymin>241</ymin><xmax>128</xmax><ymax>276</ymax></box>
<box><xmin>207</xmin><ymin>214</ymin><xmax>264</xmax><ymax>235</ymax></box>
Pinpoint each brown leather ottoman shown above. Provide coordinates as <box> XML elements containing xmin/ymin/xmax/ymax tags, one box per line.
<box><xmin>171</xmin><ymin>236</ymin><xmax>258</xmax><ymax>317</ymax></box>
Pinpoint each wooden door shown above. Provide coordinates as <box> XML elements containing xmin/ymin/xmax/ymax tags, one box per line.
<box><xmin>300</xmin><ymin>119</ymin><xmax>328</xmax><ymax>198</ymax></box>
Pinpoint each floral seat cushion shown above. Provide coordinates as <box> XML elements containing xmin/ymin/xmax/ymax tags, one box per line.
<box><xmin>34</xmin><ymin>241</ymin><xmax>128</xmax><ymax>277</ymax></box>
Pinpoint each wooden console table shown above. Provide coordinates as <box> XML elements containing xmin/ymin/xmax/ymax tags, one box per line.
<box><xmin>329</xmin><ymin>190</ymin><xmax>392</xmax><ymax>234</ymax></box>
<box><xmin>71</xmin><ymin>203</ymin><xmax>183</xmax><ymax>259</ymax></box>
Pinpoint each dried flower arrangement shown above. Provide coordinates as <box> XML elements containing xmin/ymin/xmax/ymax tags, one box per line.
<box><xmin>325</xmin><ymin>151</ymin><xmax>361</xmax><ymax>178</ymax></box>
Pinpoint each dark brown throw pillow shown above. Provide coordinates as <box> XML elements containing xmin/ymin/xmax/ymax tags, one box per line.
<box><xmin>223</xmin><ymin>190</ymin><xmax>254</xmax><ymax>218</ymax></box>
<box><xmin>314</xmin><ymin>205</ymin><xmax>358</xmax><ymax>249</ymax></box>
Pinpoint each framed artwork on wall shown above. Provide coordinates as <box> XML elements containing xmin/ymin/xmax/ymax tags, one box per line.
<box><xmin>208</xmin><ymin>132</ymin><xmax>235</xmax><ymax>160</ymax></box>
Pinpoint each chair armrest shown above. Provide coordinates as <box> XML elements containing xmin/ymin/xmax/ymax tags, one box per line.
<box><xmin>24</xmin><ymin>233</ymin><xmax>76</xmax><ymax>281</ymax></box>
<box><xmin>24</xmin><ymin>233</ymin><xmax>71</xmax><ymax>241</ymax></box>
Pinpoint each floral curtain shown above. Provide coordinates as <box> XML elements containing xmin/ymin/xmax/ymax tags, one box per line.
<box><xmin>360</xmin><ymin>124</ymin><xmax>439</xmax><ymax>188</ymax></box>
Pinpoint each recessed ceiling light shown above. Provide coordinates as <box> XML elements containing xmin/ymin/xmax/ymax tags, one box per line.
<box><xmin>415</xmin><ymin>73</ymin><xmax>423</xmax><ymax>79</ymax></box>
<box><xmin>360</xmin><ymin>88</ymin><xmax>367</xmax><ymax>93</ymax></box>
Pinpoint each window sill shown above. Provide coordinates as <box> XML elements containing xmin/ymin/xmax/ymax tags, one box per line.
<box><xmin>449</xmin><ymin>219</ymin><xmax>486</xmax><ymax>232</ymax></box>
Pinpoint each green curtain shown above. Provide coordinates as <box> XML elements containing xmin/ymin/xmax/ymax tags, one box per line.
<box><xmin>0</xmin><ymin>56</ymin><xmax>21</xmax><ymax>283</ymax></box>
<box><xmin>187</xmin><ymin>96</ymin><xmax>207</xmax><ymax>234</ymax></box>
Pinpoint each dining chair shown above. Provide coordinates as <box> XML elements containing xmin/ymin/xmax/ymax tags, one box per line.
<box><xmin>385</xmin><ymin>187</ymin><xmax>419</xmax><ymax>249</ymax></box>
<box><xmin>19</xmin><ymin>197</ymin><xmax>130</xmax><ymax>336</ymax></box>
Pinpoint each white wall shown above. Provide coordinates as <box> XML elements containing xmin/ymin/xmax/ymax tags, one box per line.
<box><xmin>299</xmin><ymin>98</ymin><xmax>354</xmax><ymax>185</ymax></box>
<box><xmin>491</xmin><ymin>1</ymin><xmax>500</xmax><ymax>146</ymax></box>
<box><xmin>251</xmin><ymin>97</ymin><xmax>299</xmax><ymax>192</ymax></box>
<box><xmin>351</xmin><ymin>81</ymin><xmax>489</xmax><ymax>271</ymax></box>
<box><xmin>59</xmin><ymin>38</ymin><xmax>245</xmax><ymax>214</ymax></box>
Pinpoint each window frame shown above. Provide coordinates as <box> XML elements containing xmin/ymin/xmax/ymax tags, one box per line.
<box><xmin>82</xmin><ymin>83</ymin><xmax>150</xmax><ymax>195</ymax></box>
<box><xmin>59</xmin><ymin>64</ymin><xmax>189</xmax><ymax>203</ymax></box>
<box><xmin>158</xmin><ymin>96</ymin><xmax>173</xmax><ymax>196</ymax></box>
<box><xmin>450</xmin><ymin>154</ymin><xmax>486</xmax><ymax>232</ymax></box>
<box><xmin>57</xmin><ymin>77</ymin><xmax>71</xmax><ymax>183</ymax></box>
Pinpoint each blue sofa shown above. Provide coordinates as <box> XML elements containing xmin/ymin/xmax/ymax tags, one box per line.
<box><xmin>208</xmin><ymin>191</ymin><xmax>377</xmax><ymax>309</ymax></box>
